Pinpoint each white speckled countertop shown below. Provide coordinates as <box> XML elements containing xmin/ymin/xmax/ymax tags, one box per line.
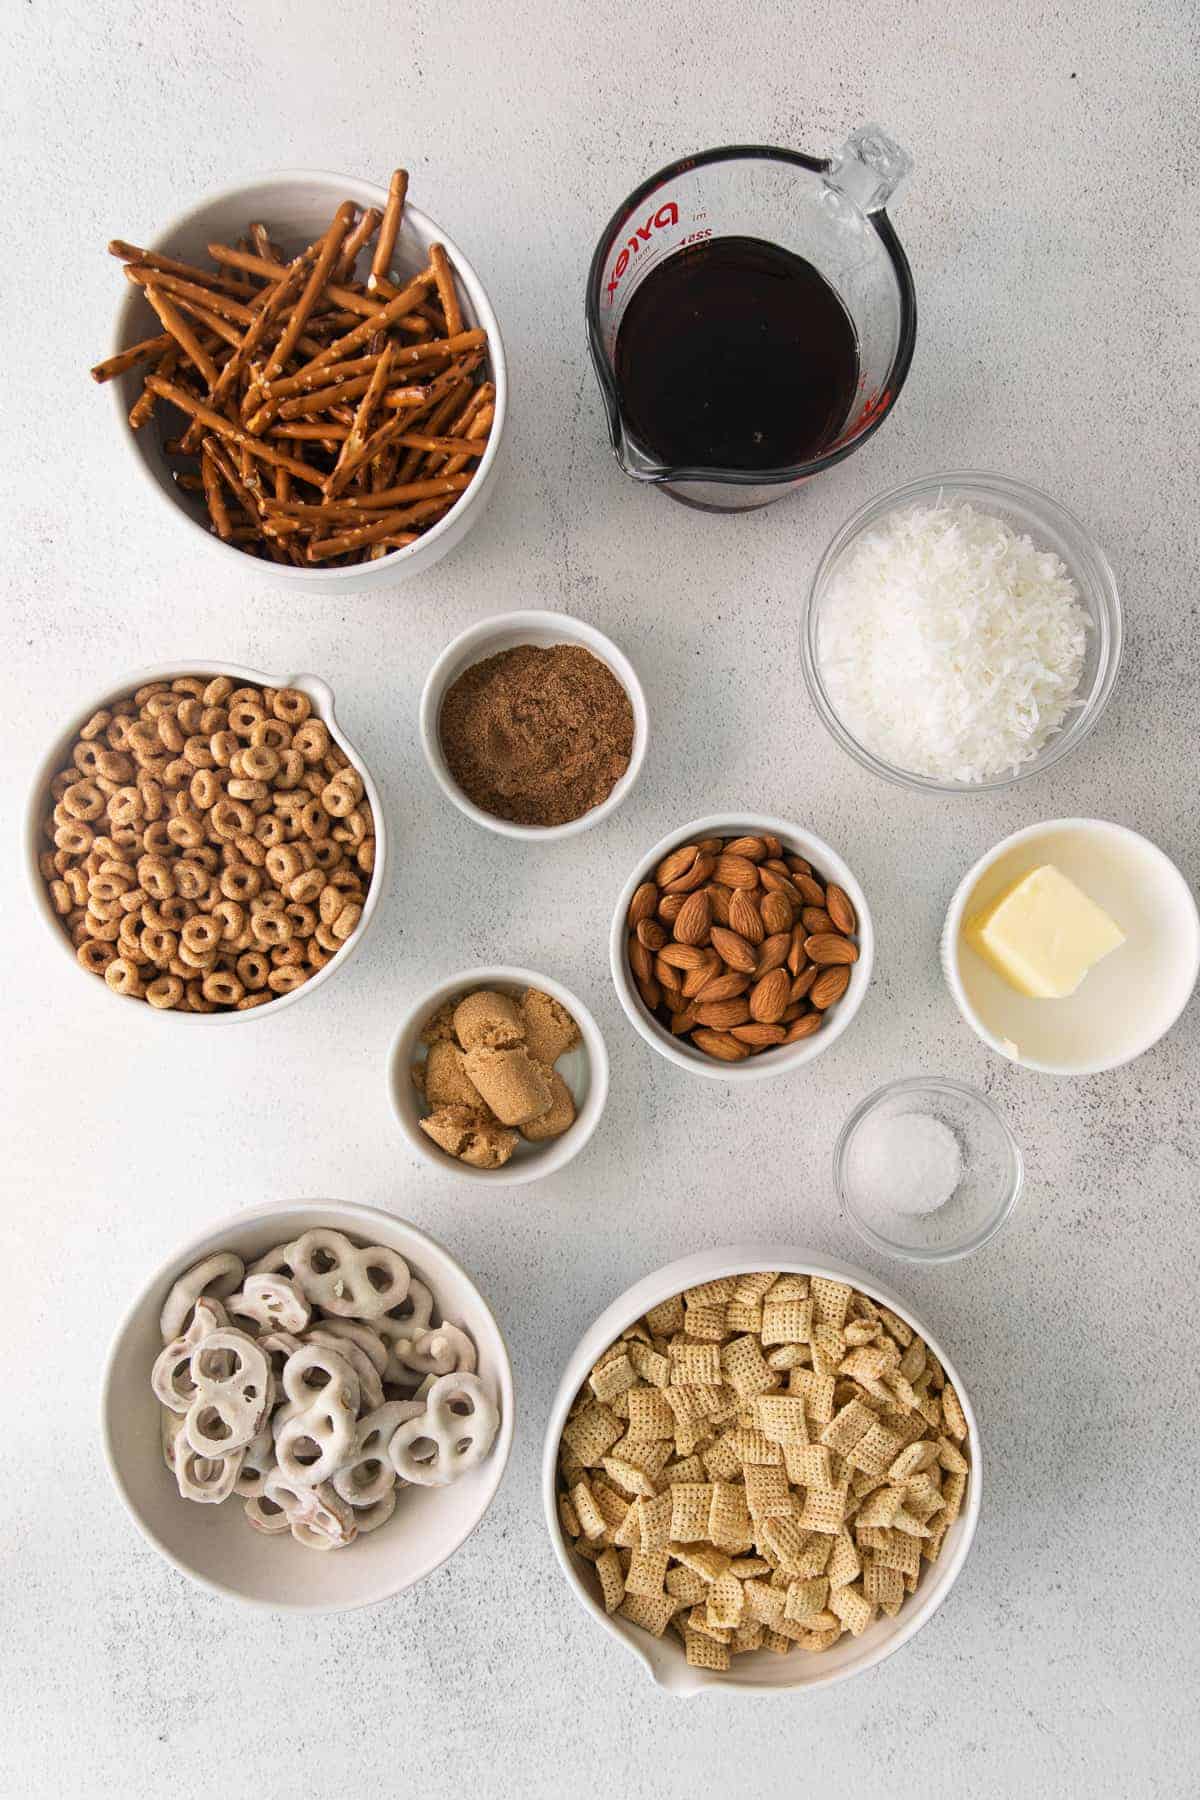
<box><xmin>2</xmin><ymin>2</ymin><xmax>1198</xmax><ymax>1794</ymax></box>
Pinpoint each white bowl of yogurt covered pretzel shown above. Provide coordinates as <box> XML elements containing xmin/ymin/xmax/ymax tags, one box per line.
<box><xmin>102</xmin><ymin>1199</ymin><xmax>514</xmax><ymax>1610</ymax></box>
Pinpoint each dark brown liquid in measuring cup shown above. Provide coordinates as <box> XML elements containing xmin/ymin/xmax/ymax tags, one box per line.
<box><xmin>613</xmin><ymin>236</ymin><xmax>860</xmax><ymax>473</ymax></box>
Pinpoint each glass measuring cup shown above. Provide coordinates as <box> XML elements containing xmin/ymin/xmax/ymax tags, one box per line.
<box><xmin>585</xmin><ymin>127</ymin><xmax>916</xmax><ymax>512</ymax></box>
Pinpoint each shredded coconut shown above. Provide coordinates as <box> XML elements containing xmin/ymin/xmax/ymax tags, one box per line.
<box><xmin>818</xmin><ymin>499</ymin><xmax>1090</xmax><ymax>782</ymax></box>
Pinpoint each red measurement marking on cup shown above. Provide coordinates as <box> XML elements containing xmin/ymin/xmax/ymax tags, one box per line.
<box><xmin>605</xmin><ymin>203</ymin><xmax>679</xmax><ymax>301</ymax></box>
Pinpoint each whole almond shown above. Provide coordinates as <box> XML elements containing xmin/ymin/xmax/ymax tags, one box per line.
<box><xmin>658</xmin><ymin>941</ymin><xmax>708</xmax><ymax>971</ymax></box>
<box><xmin>636</xmin><ymin>974</ymin><xmax>661</xmax><ymax>1012</ymax></box>
<box><xmin>655</xmin><ymin>844</ymin><xmax>697</xmax><ymax>887</ymax></box>
<box><xmin>784</xmin><ymin>1012</ymin><xmax>823</xmax><ymax>1042</ymax></box>
<box><xmin>723</xmin><ymin>835</ymin><xmax>766</xmax><ymax>862</ymax></box>
<box><xmin>670</xmin><ymin>1006</ymin><xmax>699</xmax><ymax>1035</ymax></box>
<box><xmin>713</xmin><ymin>853</ymin><xmax>760</xmax><ymax>889</ymax></box>
<box><xmin>805</xmin><ymin>932</ymin><xmax>858</xmax><ymax>966</ymax></box>
<box><xmin>673</xmin><ymin>888</ymin><xmax>712</xmax><ymax>946</ymax></box>
<box><xmin>653</xmin><ymin>954</ymin><xmax>674</xmax><ymax>987</ymax></box>
<box><xmin>761</xmin><ymin>857</ymin><xmax>792</xmax><ymax>878</ymax></box>
<box><xmin>781</xmin><ymin>1000</ymin><xmax>806</xmax><ymax>1022</ymax></box>
<box><xmin>801</xmin><ymin>906</ymin><xmax>835</xmax><ymax>935</ymax></box>
<box><xmin>762</xmin><ymin>832</ymin><xmax>782</xmax><ymax>858</ymax></box>
<box><xmin>661</xmin><ymin>979</ymin><xmax>685</xmax><ymax>1013</ymax></box>
<box><xmin>693</xmin><ymin>969</ymin><xmax>752</xmax><ymax>1003</ymax></box>
<box><xmin>664</xmin><ymin>851</ymin><xmax>716</xmax><ymax>894</ymax></box>
<box><xmin>749</xmin><ymin>966</ymin><xmax>790</xmax><ymax>1023</ymax></box>
<box><xmin>657</xmin><ymin>892</ymin><xmax>686</xmax><ymax>923</ymax></box>
<box><xmin>695</xmin><ymin>837</ymin><xmax>725</xmax><ymax>856</ymax></box>
<box><xmin>785</xmin><ymin>853</ymin><xmax>813</xmax><ymax>877</ymax></box>
<box><xmin>728</xmin><ymin>888</ymin><xmax>764</xmax><ymax>944</ymax></box>
<box><xmin>629</xmin><ymin>935</ymin><xmax>653</xmax><ymax>984</ymax></box>
<box><xmin>637</xmin><ymin>918</ymin><xmax>666</xmax><ymax>951</ymax></box>
<box><xmin>793</xmin><ymin>872</ymin><xmax>827</xmax><ymax>908</ymax></box>
<box><xmin>628</xmin><ymin>881</ymin><xmax>658</xmax><ymax>928</ymax></box>
<box><xmin>707</xmin><ymin>883</ymin><xmax>733</xmax><ymax>926</ymax></box>
<box><xmin>790</xmin><ymin>964</ymin><xmax>818</xmax><ymax>1002</ymax></box>
<box><xmin>758</xmin><ymin>867</ymin><xmax>801</xmax><ymax>902</ymax></box>
<box><xmin>730</xmin><ymin>1022</ymin><xmax>787</xmax><ymax>1047</ymax></box>
<box><xmin>691</xmin><ymin>1027</ymin><xmax>751</xmax><ymax>1063</ymax></box>
<box><xmin>682</xmin><ymin>953</ymin><xmax>723</xmax><ymax>998</ymax></box>
<box><xmin>710</xmin><ymin>926</ymin><xmax>758</xmax><ymax>974</ymax></box>
<box><xmin>695</xmin><ymin>997</ymin><xmax>752</xmax><ymax>1029</ymax></box>
<box><xmin>755</xmin><ymin>931</ymin><xmax>792</xmax><ymax>977</ymax></box>
<box><xmin>786</xmin><ymin>925</ymin><xmax>807</xmax><ymax>977</ymax></box>
<box><xmin>760</xmin><ymin>890</ymin><xmax>794</xmax><ymax>934</ymax></box>
<box><xmin>810</xmin><ymin>965</ymin><xmax>851</xmax><ymax>1009</ymax></box>
<box><xmin>825</xmin><ymin>884</ymin><xmax>857</xmax><ymax>935</ymax></box>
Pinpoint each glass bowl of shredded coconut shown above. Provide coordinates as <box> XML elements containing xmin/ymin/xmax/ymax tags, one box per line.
<box><xmin>834</xmin><ymin>1076</ymin><xmax>1023</xmax><ymax>1261</ymax></box>
<box><xmin>803</xmin><ymin>474</ymin><xmax>1122</xmax><ymax>791</ymax></box>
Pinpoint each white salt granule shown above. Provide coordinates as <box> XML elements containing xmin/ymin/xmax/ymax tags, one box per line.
<box><xmin>818</xmin><ymin>499</ymin><xmax>1090</xmax><ymax>783</ymax></box>
<box><xmin>847</xmin><ymin>1112</ymin><xmax>963</xmax><ymax>1220</ymax></box>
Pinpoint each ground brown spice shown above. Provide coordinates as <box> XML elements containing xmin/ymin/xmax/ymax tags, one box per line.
<box><xmin>439</xmin><ymin>642</ymin><xmax>635</xmax><ymax>827</ymax></box>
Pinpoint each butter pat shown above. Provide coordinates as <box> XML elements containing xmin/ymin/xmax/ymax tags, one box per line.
<box><xmin>966</xmin><ymin>864</ymin><xmax>1125</xmax><ymax>998</ymax></box>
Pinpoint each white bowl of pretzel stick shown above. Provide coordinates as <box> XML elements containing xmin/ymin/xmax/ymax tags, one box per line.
<box><xmin>102</xmin><ymin>1199</ymin><xmax>514</xmax><ymax>1611</ymax></box>
<box><xmin>542</xmin><ymin>1246</ymin><xmax>981</xmax><ymax>1695</ymax></box>
<box><xmin>102</xmin><ymin>169</ymin><xmax>506</xmax><ymax>591</ymax></box>
<box><xmin>25</xmin><ymin>660</ymin><xmax>387</xmax><ymax>1020</ymax></box>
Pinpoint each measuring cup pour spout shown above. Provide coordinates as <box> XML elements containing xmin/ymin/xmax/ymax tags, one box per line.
<box><xmin>586</xmin><ymin>125</ymin><xmax>917</xmax><ymax>512</ymax></box>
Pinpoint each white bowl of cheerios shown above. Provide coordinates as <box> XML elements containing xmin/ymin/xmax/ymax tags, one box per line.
<box><xmin>102</xmin><ymin>1199</ymin><xmax>514</xmax><ymax>1611</ymax></box>
<box><xmin>25</xmin><ymin>661</ymin><xmax>386</xmax><ymax>1019</ymax></box>
<box><xmin>543</xmin><ymin>1246</ymin><xmax>980</xmax><ymax>1695</ymax></box>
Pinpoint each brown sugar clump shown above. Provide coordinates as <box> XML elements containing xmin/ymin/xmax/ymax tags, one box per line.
<box><xmin>423</xmin><ymin>1041</ymin><xmax>486</xmax><ymax>1110</ymax></box>
<box><xmin>462</xmin><ymin>1046</ymin><xmax>554</xmax><ymax>1126</ymax></box>
<box><xmin>520</xmin><ymin>1070</ymin><xmax>576</xmax><ymax>1142</ymax></box>
<box><xmin>519</xmin><ymin>988</ymin><xmax>581</xmax><ymax>1065</ymax></box>
<box><xmin>418</xmin><ymin>1105</ymin><xmax>518</xmax><ymax>1170</ymax></box>
<box><xmin>453</xmin><ymin>989</ymin><xmax>524</xmax><ymax>1051</ymax></box>
<box><xmin>438</xmin><ymin>643</ymin><xmax>634</xmax><ymax>827</ymax></box>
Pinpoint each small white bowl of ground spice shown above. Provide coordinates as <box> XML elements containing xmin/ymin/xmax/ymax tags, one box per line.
<box><xmin>419</xmin><ymin>610</ymin><xmax>647</xmax><ymax>838</ymax></box>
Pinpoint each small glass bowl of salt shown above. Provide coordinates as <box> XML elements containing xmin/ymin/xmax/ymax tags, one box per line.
<box><xmin>834</xmin><ymin>1076</ymin><xmax>1022</xmax><ymax>1262</ymax></box>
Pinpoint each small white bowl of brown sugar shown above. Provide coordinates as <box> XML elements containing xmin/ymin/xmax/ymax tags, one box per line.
<box><xmin>389</xmin><ymin>966</ymin><xmax>610</xmax><ymax>1185</ymax></box>
<box><xmin>419</xmin><ymin>610</ymin><xmax>648</xmax><ymax>840</ymax></box>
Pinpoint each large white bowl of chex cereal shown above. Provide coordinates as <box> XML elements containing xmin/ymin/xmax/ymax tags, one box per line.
<box><xmin>543</xmin><ymin>1247</ymin><xmax>980</xmax><ymax>1694</ymax></box>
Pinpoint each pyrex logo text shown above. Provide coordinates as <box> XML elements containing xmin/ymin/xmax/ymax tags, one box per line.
<box><xmin>605</xmin><ymin>203</ymin><xmax>679</xmax><ymax>300</ymax></box>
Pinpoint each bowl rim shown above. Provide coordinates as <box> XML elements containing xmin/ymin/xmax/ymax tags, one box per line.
<box><xmin>609</xmin><ymin>813</ymin><xmax>875</xmax><ymax>1081</ymax></box>
<box><xmin>941</xmin><ymin>816</ymin><xmax>1200</xmax><ymax>1075</ymax></box>
<box><xmin>109</xmin><ymin>166</ymin><xmax>507</xmax><ymax>584</ymax></box>
<box><xmin>801</xmin><ymin>470</ymin><xmax>1124</xmax><ymax>794</ymax></box>
<box><xmin>418</xmin><ymin>609</ymin><xmax>649</xmax><ymax>840</ymax></box>
<box><xmin>100</xmin><ymin>1196</ymin><xmax>516</xmax><ymax>1612</ymax></box>
<box><xmin>24</xmin><ymin>658</ymin><xmax>387</xmax><ymax>1023</ymax></box>
<box><xmin>388</xmin><ymin>963</ymin><xmax>611</xmax><ymax>1185</ymax></box>
<box><xmin>541</xmin><ymin>1243</ymin><xmax>982</xmax><ymax>1695</ymax></box>
<box><xmin>834</xmin><ymin>1074</ymin><xmax>1024</xmax><ymax>1262</ymax></box>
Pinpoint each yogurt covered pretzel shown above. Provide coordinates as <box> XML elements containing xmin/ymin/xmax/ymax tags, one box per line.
<box><xmin>387</xmin><ymin>1372</ymin><xmax>499</xmax><ymax>1488</ymax></box>
<box><xmin>273</xmin><ymin>1342</ymin><xmax>359</xmax><ymax>1485</ymax></box>
<box><xmin>333</xmin><ymin>1400</ymin><xmax>423</xmax><ymax>1510</ymax></box>
<box><xmin>183</xmin><ymin>1327</ymin><xmax>272</xmax><ymax>1458</ymax></box>
<box><xmin>159</xmin><ymin>1253</ymin><xmax>244</xmax><ymax>1341</ymax></box>
<box><xmin>152</xmin><ymin>1297</ymin><xmax>228</xmax><ymax>1413</ymax></box>
<box><xmin>286</xmin><ymin>1228</ymin><xmax>410</xmax><ymax>1319</ymax></box>
<box><xmin>403</xmin><ymin>1322</ymin><xmax>477</xmax><ymax>1378</ymax></box>
<box><xmin>227</xmin><ymin>1273</ymin><xmax>310</xmax><ymax>1336</ymax></box>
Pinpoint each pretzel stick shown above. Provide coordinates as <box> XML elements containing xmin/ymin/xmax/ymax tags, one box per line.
<box><xmin>382</xmin><ymin>327</ymin><xmax>486</xmax><ymax>370</ymax></box>
<box><xmin>124</xmin><ymin>265</ymin><xmax>256</xmax><ymax>325</ymax></box>
<box><xmin>428</xmin><ymin>243</ymin><xmax>463</xmax><ymax>336</ymax></box>
<box><xmin>286</xmin><ymin>264</ymin><xmax>438</xmax><ymax>379</ymax></box>
<box><xmin>267</xmin><ymin>473</ymin><xmax>472</xmax><ymax>516</ymax></box>
<box><xmin>108</xmin><ymin>240</ymin><xmax>258</xmax><ymax>299</ymax></box>
<box><xmin>387</xmin><ymin>432</ymin><xmax>485</xmax><ymax>455</ymax></box>
<box><xmin>369</xmin><ymin>169</ymin><xmax>409</xmax><ymax>292</ymax></box>
<box><xmin>326</xmin><ymin>343</ymin><xmax>393</xmax><ymax>494</ymax></box>
<box><xmin>421</xmin><ymin>381</ymin><xmax>494</xmax><ymax>472</ymax></box>
<box><xmin>201</xmin><ymin>435</ymin><xmax>271</xmax><ymax>520</ymax></box>
<box><xmin>145</xmin><ymin>377</ymin><xmax>324</xmax><ymax>484</ymax></box>
<box><xmin>261</xmin><ymin>352</ymin><xmax>391</xmax><ymax>402</ymax></box>
<box><xmin>335</xmin><ymin>206</ymin><xmax>381</xmax><ymax>282</ymax></box>
<box><xmin>201</xmin><ymin>445</ymin><xmax>233</xmax><ymax>539</ymax></box>
<box><xmin>259</xmin><ymin>202</ymin><xmax>357</xmax><ymax>386</ymax></box>
<box><xmin>206</xmin><ymin>244</ymin><xmax>429</xmax><ymax>332</ymax></box>
<box><xmin>268</xmin><ymin>421</ymin><xmax>351</xmax><ymax>441</ymax></box>
<box><xmin>141</xmin><ymin>284</ymin><xmax>219</xmax><ymax>387</ymax></box>
<box><xmin>90</xmin><ymin>332</ymin><xmax>174</xmax><ymax>382</ymax></box>
<box><xmin>209</xmin><ymin>244</ymin><xmax>321</xmax><ymax>413</ymax></box>
<box><xmin>440</xmin><ymin>402</ymin><xmax>494</xmax><ymax>477</ymax></box>
<box><xmin>276</xmin><ymin>376</ymin><xmax>429</xmax><ymax>421</ymax></box>
<box><xmin>249</xmin><ymin>223</ymin><xmax>283</xmax><ymax>264</ymax></box>
<box><xmin>128</xmin><ymin>346</ymin><xmax>178</xmax><ymax>429</ymax></box>
<box><xmin>306</xmin><ymin>497</ymin><xmax>452</xmax><ymax>560</ymax></box>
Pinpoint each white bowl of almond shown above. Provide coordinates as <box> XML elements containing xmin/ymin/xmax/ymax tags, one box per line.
<box><xmin>389</xmin><ymin>967</ymin><xmax>610</xmax><ymax>1185</ymax></box>
<box><xmin>543</xmin><ymin>1247</ymin><xmax>980</xmax><ymax>1694</ymax></box>
<box><xmin>610</xmin><ymin>816</ymin><xmax>874</xmax><ymax>1079</ymax></box>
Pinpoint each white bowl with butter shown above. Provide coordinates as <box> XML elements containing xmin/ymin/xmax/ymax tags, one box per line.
<box><xmin>942</xmin><ymin>819</ymin><xmax>1199</xmax><ymax>1074</ymax></box>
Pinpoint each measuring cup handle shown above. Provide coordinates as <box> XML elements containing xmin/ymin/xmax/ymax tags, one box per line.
<box><xmin>825</xmin><ymin>124</ymin><xmax>913</xmax><ymax>213</ymax></box>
